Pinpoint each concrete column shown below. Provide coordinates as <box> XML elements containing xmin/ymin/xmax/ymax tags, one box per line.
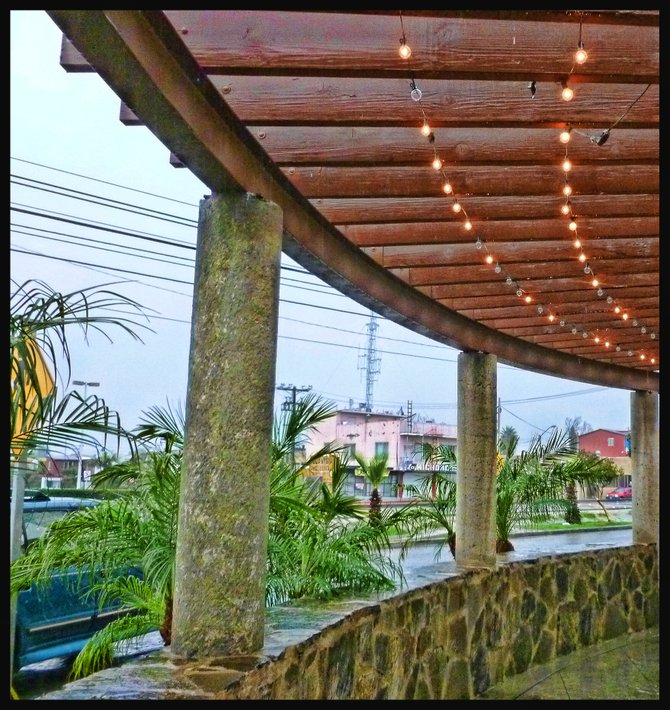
<box><xmin>455</xmin><ymin>351</ymin><xmax>497</xmax><ymax>569</ymax></box>
<box><xmin>172</xmin><ymin>192</ymin><xmax>282</xmax><ymax>659</ymax></box>
<box><xmin>630</xmin><ymin>390</ymin><xmax>659</xmax><ymax>545</ymax></box>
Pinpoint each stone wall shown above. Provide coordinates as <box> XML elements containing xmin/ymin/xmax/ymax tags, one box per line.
<box><xmin>178</xmin><ymin>544</ymin><xmax>658</xmax><ymax>700</ymax></box>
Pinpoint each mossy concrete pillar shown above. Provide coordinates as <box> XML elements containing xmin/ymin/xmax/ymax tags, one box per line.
<box><xmin>455</xmin><ymin>351</ymin><xmax>497</xmax><ymax>569</ymax></box>
<box><xmin>630</xmin><ymin>390</ymin><xmax>659</xmax><ymax>545</ymax></box>
<box><xmin>171</xmin><ymin>192</ymin><xmax>282</xmax><ymax>659</ymax></box>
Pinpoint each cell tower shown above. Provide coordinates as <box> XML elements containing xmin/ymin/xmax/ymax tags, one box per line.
<box><xmin>358</xmin><ymin>312</ymin><xmax>381</xmax><ymax>412</ymax></box>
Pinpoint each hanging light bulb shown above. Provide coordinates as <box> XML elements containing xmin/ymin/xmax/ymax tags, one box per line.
<box><xmin>594</xmin><ymin>336</ymin><xmax>600</xmax><ymax>343</ymax></box>
<box><xmin>420</xmin><ymin>118</ymin><xmax>431</xmax><ymax>137</ymax></box>
<box><xmin>640</xmin><ymin>354</ymin><xmax>646</xmax><ymax>360</ymax></box>
<box><xmin>525</xmin><ymin>295</ymin><xmax>532</xmax><ymax>303</ymax></box>
<box><xmin>578</xmin><ymin>253</ymin><xmax>586</xmax><ymax>262</ymax></box>
<box><xmin>464</xmin><ymin>219</ymin><xmax>472</xmax><ymax>231</ymax></box>
<box><xmin>571</xmin><ymin>326</ymin><xmax>578</xmax><ymax>334</ymax></box>
<box><xmin>582</xmin><ymin>331</ymin><xmax>588</xmax><ymax>338</ymax></box>
<box><xmin>562</xmin><ymin>158</ymin><xmax>572</xmax><ymax>172</ymax></box>
<box><xmin>432</xmin><ymin>156</ymin><xmax>443</xmax><ymax>170</ymax></box>
<box><xmin>605</xmin><ymin>341</ymin><xmax>610</xmax><ymax>348</ymax></box>
<box><xmin>583</xmin><ymin>263</ymin><xmax>591</xmax><ymax>274</ymax></box>
<box><xmin>559</xmin><ymin>319</ymin><xmax>566</xmax><ymax>327</ymax></box>
<box><xmin>614</xmin><ymin>306</ymin><xmax>621</xmax><ymax>314</ymax></box>
<box><xmin>485</xmin><ymin>254</ymin><xmax>493</xmax><ymax>264</ymax></box>
<box><xmin>409</xmin><ymin>79</ymin><xmax>422</xmax><ymax>102</ymax></box>
<box><xmin>616</xmin><ymin>345</ymin><xmax>621</xmax><ymax>352</ymax></box>
<box><xmin>591</xmin><ymin>278</ymin><xmax>598</xmax><ymax>287</ymax></box>
<box><xmin>494</xmin><ymin>262</ymin><xmax>502</xmax><ymax>273</ymax></box>
<box><xmin>548</xmin><ymin>313</ymin><xmax>555</xmax><ymax>322</ymax></box>
<box><xmin>452</xmin><ymin>201</ymin><xmax>461</xmax><ymax>213</ymax></box>
<box><xmin>627</xmin><ymin>350</ymin><xmax>633</xmax><ymax>356</ymax></box>
<box><xmin>573</xmin><ymin>238</ymin><xmax>581</xmax><ymax>248</ymax></box>
<box><xmin>475</xmin><ymin>236</ymin><xmax>482</xmax><ymax>249</ymax></box>
<box><xmin>563</xmin><ymin>183</ymin><xmax>573</xmax><ymax>197</ymax></box>
<box><xmin>622</xmin><ymin>312</ymin><xmax>629</xmax><ymax>321</ymax></box>
<box><xmin>516</xmin><ymin>288</ymin><xmax>523</xmax><ymax>297</ymax></box>
<box><xmin>597</xmin><ymin>287</ymin><xmax>604</xmax><ymax>297</ymax></box>
<box><xmin>399</xmin><ymin>38</ymin><xmax>412</xmax><ymax>60</ymax></box>
<box><xmin>569</xmin><ymin>216</ymin><xmax>578</xmax><ymax>231</ymax></box>
<box><xmin>606</xmin><ymin>295</ymin><xmax>613</xmax><ymax>304</ymax></box>
<box><xmin>575</xmin><ymin>41</ymin><xmax>587</xmax><ymax>65</ymax></box>
<box><xmin>506</xmin><ymin>276</ymin><xmax>513</xmax><ymax>286</ymax></box>
<box><xmin>561</xmin><ymin>201</ymin><xmax>571</xmax><ymax>216</ymax></box>
<box><xmin>651</xmin><ymin>358</ymin><xmax>655</xmax><ymax>364</ymax></box>
<box><xmin>559</xmin><ymin>126</ymin><xmax>572</xmax><ymax>144</ymax></box>
<box><xmin>641</xmin><ymin>326</ymin><xmax>647</xmax><ymax>334</ymax></box>
<box><xmin>650</xmin><ymin>333</ymin><xmax>656</xmax><ymax>339</ymax></box>
<box><xmin>442</xmin><ymin>181</ymin><xmax>453</xmax><ymax>194</ymax></box>
<box><xmin>537</xmin><ymin>305</ymin><xmax>544</xmax><ymax>314</ymax></box>
<box><xmin>561</xmin><ymin>80</ymin><xmax>574</xmax><ymax>101</ymax></box>
<box><xmin>632</xmin><ymin>319</ymin><xmax>638</xmax><ymax>327</ymax></box>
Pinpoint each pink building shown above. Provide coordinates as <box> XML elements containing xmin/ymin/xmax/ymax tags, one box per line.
<box><xmin>304</xmin><ymin>408</ymin><xmax>457</xmax><ymax>500</ymax></box>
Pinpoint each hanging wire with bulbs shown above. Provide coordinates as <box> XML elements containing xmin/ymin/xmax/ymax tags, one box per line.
<box><xmin>396</xmin><ymin>12</ymin><xmax>657</xmax><ymax>368</ymax></box>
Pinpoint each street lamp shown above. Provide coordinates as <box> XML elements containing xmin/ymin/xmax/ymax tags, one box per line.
<box><xmin>73</xmin><ymin>380</ymin><xmax>99</xmax><ymax>489</ymax></box>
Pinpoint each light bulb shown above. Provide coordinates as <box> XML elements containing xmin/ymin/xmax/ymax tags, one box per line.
<box><xmin>485</xmin><ymin>254</ymin><xmax>493</xmax><ymax>264</ymax></box>
<box><xmin>616</xmin><ymin>345</ymin><xmax>621</xmax><ymax>352</ymax></box>
<box><xmin>575</xmin><ymin>42</ymin><xmax>587</xmax><ymax>65</ymax></box>
<box><xmin>578</xmin><ymin>253</ymin><xmax>586</xmax><ymax>262</ymax></box>
<box><xmin>442</xmin><ymin>181</ymin><xmax>453</xmax><ymax>194</ymax></box>
<box><xmin>582</xmin><ymin>331</ymin><xmax>588</xmax><ymax>338</ymax></box>
<box><xmin>561</xmin><ymin>202</ymin><xmax>571</xmax><ymax>215</ymax></box>
<box><xmin>432</xmin><ymin>156</ymin><xmax>442</xmax><ymax>170</ymax></box>
<box><xmin>627</xmin><ymin>350</ymin><xmax>633</xmax><ymax>356</ymax></box>
<box><xmin>494</xmin><ymin>263</ymin><xmax>501</xmax><ymax>273</ymax></box>
<box><xmin>569</xmin><ymin>218</ymin><xmax>577</xmax><ymax>231</ymax></box>
<box><xmin>594</xmin><ymin>336</ymin><xmax>600</xmax><ymax>343</ymax></box>
<box><xmin>561</xmin><ymin>81</ymin><xmax>574</xmax><ymax>101</ymax></box>
<box><xmin>650</xmin><ymin>333</ymin><xmax>656</xmax><ymax>339</ymax></box>
<box><xmin>525</xmin><ymin>295</ymin><xmax>532</xmax><ymax>303</ymax></box>
<box><xmin>614</xmin><ymin>306</ymin><xmax>620</xmax><ymax>314</ymax></box>
<box><xmin>571</xmin><ymin>326</ymin><xmax>577</xmax><ymax>334</ymax></box>
<box><xmin>475</xmin><ymin>236</ymin><xmax>482</xmax><ymax>249</ymax></box>
<box><xmin>516</xmin><ymin>289</ymin><xmax>523</xmax><ymax>297</ymax></box>
<box><xmin>584</xmin><ymin>264</ymin><xmax>591</xmax><ymax>274</ymax></box>
<box><xmin>605</xmin><ymin>341</ymin><xmax>610</xmax><ymax>347</ymax></box>
<box><xmin>606</xmin><ymin>296</ymin><xmax>613</xmax><ymax>304</ymax></box>
<box><xmin>651</xmin><ymin>358</ymin><xmax>655</xmax><ymax>364</ymax></box>
<box><xmin>537</xmin><ymin>305</ymin><xmax>543</xmax><ymax>314</ymax></box>
<box><xmin>506</xmin><ymin>276</ymin><xmax>513</xmax><ymax>286</ymax></box>
<box><xmin>410</xmin><ymin>86</ymin><xmax>422</xmax><ymax>101</ymax></box>
<box><xmin>597</xmin><ymin>288</ymin><xmax>603</xmax><ymax>296</ymax></box>
<box><xmin>559</xmin><ymin>128</ymin><xmax>572</xmax><ymax>144</ymax></box>
<box><xmin>421</xmin><ymin>120</ymin><xmax>431</xmax><ymax>137</ymax></box>
<box><xmin>464</xmin><ymin>219</ymin><xmax>472</xmax><ymax>231</ymax></box>
<box><xmin>632</xmin><ymin>319</ymin><xmax>638</xmax><ymax>327</ymax></box>
<box><xmin>452</xmin><ymin>202</ymin><xmax>461</xmax><ymax>213</ymax></box>
<box><xmin>548</xmin><ymin>314</ymin><xmax>555</xmax><ymax>322</ymax></box>
<box><xmin>563</xmin><ymin>184</ymin><xmax>572</xmax><ymax>197</ymax></box>
<box><xmin>399</xmin><ymin>41</ymin><xmax>411</xmax><ymax>60</ymax></box>
<box><xmin>640</xmin><ymin>354</ymin><xmax>646</xmax><ymax>360</ymax></box>
<box><xmin>562</xmin><ymin>158</ymin><xmax>572</xmax><ymax>172</ymax></box>
<box><xmin>591</xmin><ymin>279</ymin><xmax>598</xmax><ymax>287</ymax></box>
<box><xmin>573</xmin><ymin>238</ymin><xmax>581</xmax><ymax>248</ymax></box>
<box><xmin>622</xmin><ymin>313</ymin><xmax>628</xmax><ymax>321</ymax></box>
<box><xmin>559</xmin><ymin>319</ymin><xmax>566</xmax><ymax>327</ymax></box>
<box><xmin>641</xmin><ymin>326</ymin><xmax>646</xmax><ymax>334</ymax></box>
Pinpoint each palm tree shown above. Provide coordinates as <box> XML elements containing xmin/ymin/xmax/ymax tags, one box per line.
<box><xmin>10</xmin><ymin>278</ymin><xmax>148</xmax><ymax>462</ymax></box>
<box><xmin>498</xmin><ymin>425</ymin><xmax>519</xmax><ymax>451</ymax></box>
<box><xmin>352</xmin><ymin>451</ymin><xmax>391</xmax><ymax>523</ymax></box>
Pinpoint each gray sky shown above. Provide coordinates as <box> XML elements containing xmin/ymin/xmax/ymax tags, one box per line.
<box><xmin>10</xmin><ymin>10</ymin><xmax>634</xmax><ymax>456</ymax></box>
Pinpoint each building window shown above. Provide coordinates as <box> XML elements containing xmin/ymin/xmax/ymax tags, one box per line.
<box><xmin>607</xmin><ymin>437</ymin><xmax>614</xmax><ymax>447</ymax></box>
<box><xmin>344</xmin><ymin>443</ymin><xmax>356</xmax><ymax>459</ymax></box>
<box><xmin>375</xmin><ymin>441</ymin><xmax>389</xmax><ymax>457</ymax></box>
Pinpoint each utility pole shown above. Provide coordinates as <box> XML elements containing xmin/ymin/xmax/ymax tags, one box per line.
<box><xmin>357</xmin><ymin>312</ymin><xmax>381</xmax><ymax>412</ymax></box>
<box><xmin>276</xmin><ymin>384</ymin><xmax>312</xmax><ymax>468</ymax></box>
<box><xmin>497</xmin><ymin>397</ymin><xmax>502</xmax><ymax>438</ymax></box>
<box><xmin>73</xmin><ymin>380</ymin><xmax>99</xmax><ymax>488</ymax></box>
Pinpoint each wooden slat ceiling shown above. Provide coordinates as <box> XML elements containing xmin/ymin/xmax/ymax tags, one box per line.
<box><xmin>48</xmin><ymin>10</ymin><xmax>659</xmax><ymax>392</ymax></box>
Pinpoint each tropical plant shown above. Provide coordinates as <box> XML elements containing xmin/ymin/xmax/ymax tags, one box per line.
<box><xmin>267</xmin><ymin>395</ymin><xmax>404</xmax><ymax>604</ymax></box>
<box><xmin>10</xmin><ymin>401</ymin><xmax>184</xmax><ymax>681</ymax></box>
<box><xmin>10</xmin><ymin>278</ymin><xmax>149</xmax><ymax>462</ymax></box>
<box><xmin>352</xmin><ymin>451</ymin><xmax>391</xmax><ymax>522</ymax></box>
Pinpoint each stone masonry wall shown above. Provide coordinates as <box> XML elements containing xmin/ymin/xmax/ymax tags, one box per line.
<box><xmin>177</xmin><ymin>544</ymin><xmax>658</xmax><ymax>700</ymax></box>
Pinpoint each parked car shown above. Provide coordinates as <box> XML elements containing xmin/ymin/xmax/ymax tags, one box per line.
<box><xmin>605</xmin><ymin>486</ymin><xmax>632</xmax><ymax>501</ymax></box>
<box><xmin>11</xmin><ymin>492</ymin><xmax>143</xmax><ymax>671</ymax></box>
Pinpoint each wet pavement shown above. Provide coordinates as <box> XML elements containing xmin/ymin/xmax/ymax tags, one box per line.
<box><xmin>14</xmin><ymin>523</ymin><xmax>659</xmax><ymax>700</ymax></box>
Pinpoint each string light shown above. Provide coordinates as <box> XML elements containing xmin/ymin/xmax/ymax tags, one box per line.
<box><xmin>395</xmin><ymin>16</ymin><xmax>656</xmax><ymax>369</ymax></box>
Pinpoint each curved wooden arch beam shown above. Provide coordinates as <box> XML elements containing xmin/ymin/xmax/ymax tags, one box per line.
<box><xmin>47</xmin><ymin>10</ymin><xmax>658</xmax><ymax>393</ymax></box>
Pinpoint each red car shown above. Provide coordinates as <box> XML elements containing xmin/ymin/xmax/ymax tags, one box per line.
<box><xmin>606</xmin><ymin>486</ymin><xmax>632</xmax><ymax>501</ymax></box>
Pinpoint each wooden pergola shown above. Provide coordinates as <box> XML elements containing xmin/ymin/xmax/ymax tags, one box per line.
<box><xmin>50</xmin><ymin>10</ymin><xmax>659</xmax><ymax>392</ymax></box>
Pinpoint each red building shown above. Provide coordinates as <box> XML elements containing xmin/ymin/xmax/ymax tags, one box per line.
<box><xmin>578</xmin><ymin>428</ymin><xmax>632</xmax><ymax>487</ymax></box>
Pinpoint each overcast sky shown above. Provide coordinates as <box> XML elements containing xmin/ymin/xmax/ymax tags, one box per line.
<box><xmin>10</xmin><ymin>11</ymin><xmax>635</xmax><ymax>457</ymax></box>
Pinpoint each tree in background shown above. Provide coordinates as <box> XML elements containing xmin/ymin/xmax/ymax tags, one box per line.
<box><xmin>562</xmin><ymin>416</ymin><xmax>594</xmax><ymax>523</ymax></box>
<box><xmin>353</xmin><ymin>451</ymin><xmax>391</xmax><ymax>523</ymax></box>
